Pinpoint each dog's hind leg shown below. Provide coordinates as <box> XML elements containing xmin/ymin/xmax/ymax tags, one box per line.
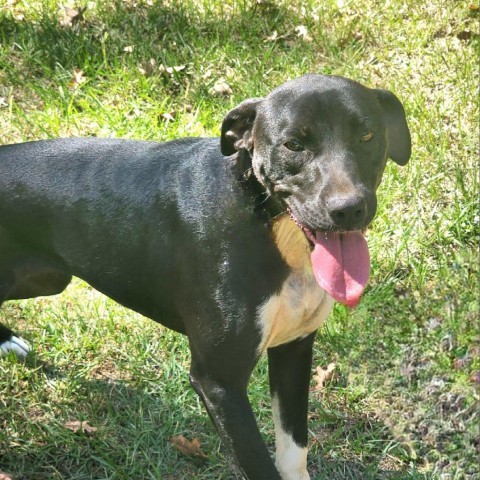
<box><xmin>0</xmin><ymin>270</ymin><xmax>31</xmax><ymax>358</ymax></box>
<box><xmin>0</xmin><ymin>323</ymin><xmax>30</xmax><ymax>358</ymax></box>
<box><xmin>0</xmin><ymin>239</ymin><xmax>72</xmax><ymax>358</ymax></box>
<box><xmin>267</xmin><ymin>332</ymin><xmax>316</xmax><ymax>480</ymax></box>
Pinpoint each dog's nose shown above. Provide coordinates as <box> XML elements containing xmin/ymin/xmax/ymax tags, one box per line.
<box><xmin>326</xmin><ymin>194</ymin><xmax>367</xmax><ymax>229</ymax></box>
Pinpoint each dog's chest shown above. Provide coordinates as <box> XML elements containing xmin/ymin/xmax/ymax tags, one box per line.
<box><xmin>257</xmin><ymin>215</ymin><xmax>334</xmax><ymax>353</ymax></box>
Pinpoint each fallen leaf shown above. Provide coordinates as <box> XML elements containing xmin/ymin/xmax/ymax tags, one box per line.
<box><xmin>295</xmin><ymin>25</ymin><xmax>312</xmax><ymax>42</ymax></box>
<box><xmin>313</xmin><ymin>362</ymin><xmax>336</xmax><ymax>390</ymax></box>
<box><xmin>469</xmin><ymin>371</ymin><xmax>480</xmax><ymax>384</ymax></box>
<box><xmin>202</xmin><ymin>68</ymin><xmax>213</xmax><ymax>80</ymax></box>
<box><xmin>400</xmin><ymin>362</ymin><xmax>417</xmax><ymax>380</ymax></box>
<box><xmin>468</xmin><ymin>345</ymin><xmax>480</xmax><ymax>358</ymax></box>
<box><xmin>166</xmin><ymin>65</ymin><xmax>186</xmax><ymax>74</ymax></box>
<box><xmin>0</xmin><ymin>472</ymin><xmax>13</xmax><ymax>480</ymax></box>
<box><xmin>123</xmin><ymin>45</ymin><xmax>135</xmax><ymax>53</ymax></box>
<box><xmin>440</xmin><ymin>334</ymin><xmax>454</xmax><ymax>352</ymax></box>
<box><xmin>426</xmin><ymin>317</ymin><xmax>442</xmax><ymax>331</ymax></box>
<box><xmin>69</xmin><ymin>69</ymin><xmax>86</xmax><ymax>88</ymax></box>
<box><xmin>138</xmin><ymin>58</ymin><xmax>157</xmax><ymax>76</ymax></box>
<box><xmin>265</xmin><ymin>31</ymin><xmax>278</xmax><ymax>42</ymax></box>
<box><xmin>453</xmin><ymin>356</ymin><xmax>470</xmax><ymax>370</ymax></box>
<box><xmin>59</xmin><ymin>6</ymin><xmax>85</xmax><ymax>28</ymax></box>
<box><xmin>161</xmin><ymin>111</ymin><xmax>176</xmax><ymax>122</ymax></box>
<box><xmin>225</xmin><ymin>66</ymin><xmax>236</xmax><ymax>79</ymax></box>
<box><xmin>169</xmin><ymin>434</ymin><xmax>208</xmax><ymax>459</ymax></box>
<box><xmin>64</xmin><ymin>420</ymin><xmax>97</xmax><ymax>435</ymax></box>
<box><xmin>426</xmin><ymin>376</ymin><xmax>446</xmax><ymax>394</ymax></box>
<box><xmin>209</xmin><ymin>79</ymin><xmax>232</xmax><ymax>97</ymax></box>
<box><xmin>468</xmin><ymin>3</ymin><xmax>479</xmax><ymax>11</ymax></box>
<box><xmin>158</xmin><ymin>64</ymin><xmax>187</xmax><ymax>76</ymax></box>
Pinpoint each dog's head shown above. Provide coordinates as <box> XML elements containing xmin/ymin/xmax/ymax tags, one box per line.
<box><xmin>221</xmin><ymin>74</ymin><xmax>410</xmax><ymax>232</ymax></box>
<box><xmin>221</xmin><ymin>74</ymin><xmax>411</xmax><ymax>306</ymax></box>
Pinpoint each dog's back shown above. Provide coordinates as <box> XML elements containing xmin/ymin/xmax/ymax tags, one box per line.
<box><xmin>0</xmin><ymin>137</ymin><xmax>287</xmax><ymax>331</ymax></box>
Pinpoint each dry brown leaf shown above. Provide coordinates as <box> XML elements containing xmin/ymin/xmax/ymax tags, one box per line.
<box><xmin>69</xmin><ymin>69</ymin><xmax>86</xmax><ymax>88</ymax></box>
<box><xmin>169</xmin><ymin>434</ymin><xmax>208</xmax><ymax>459</ymax></box>
<box><xmin>202</xmin><ymin>68</ymin><xmax>213</xmax><ymax>80</ymax></box>
<box><xmin>265</xmin><ymin>31</ymin><xmax>278</xmax><ymax>42</ymax></box>
<box><xmin>0</xmin><ymin>472</ymin><xmax>13</xmax><ymax>480</ymax></box>
<box><xmin>165</xmin><ymin>65</ymin><xmax>186</xmax><ymax>74</ymax></box>
<box><xmin>313</xmin><ymin>362</ymin><xmax>336</xmax><ymax>391</ymax></box>
<box><xmin>59</xmin><ymin>6</ymin><xmax>85</xmax><ymax>28</ymax></box>
<box><xmin>138</xmin><ymin>58</ymin><xmax>157</xmax><ymax>76</ymax></box>
<box><xmin>161</xmin><ymin>111</ymin><xmax>176</xmax><ymax>122</ymax></box>
<box><xmin>295</xmin><ymin>25</ymin><xmax>312</xmax><ymax>42</ymax></box>
<box><xmin>209</xmin><ymin>79</ymin><xmax>232</xmax><ymax>97</ymax></box>
<box><xmin>158</xmin><ymin>64</ymin><xmax>187</xmax><ymax>77</ymax></box>
<box><xmin>453</xmin><ymin>356</ymin><xmax>471</xmax><ymax>370</ymax></box>
<box><xmin>469</xmin><ymin>371</ymin><xmax>480</xmax><ymax>384</ymax></box>
<box><xmin>64</xmin><ymin>420</ymin><xmax>97</xmax><ymax>435</ymax></box>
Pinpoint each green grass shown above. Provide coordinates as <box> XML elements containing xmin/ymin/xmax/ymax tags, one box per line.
<box><xmin>0</xmin><ymin>1</ymin><xmax>478</xmax><ymax>479</ymax></box>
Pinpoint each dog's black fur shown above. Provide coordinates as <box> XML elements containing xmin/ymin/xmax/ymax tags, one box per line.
<box><xmin>0</xmin><ymin>74</ymin><xmax>410</xmax><ymax>479</ymax></box>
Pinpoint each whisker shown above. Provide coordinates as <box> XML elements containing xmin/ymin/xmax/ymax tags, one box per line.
<box><xmin>270</xmin><ymin>209</ymin><xmax>288</xmax><ymax>221</ymax></box>
<box><xmin>254</xmin><ymin>191</ymin><xmax>271</xmax><ymax>204</ymax></box>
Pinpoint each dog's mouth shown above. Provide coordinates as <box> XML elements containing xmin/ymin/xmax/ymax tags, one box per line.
<box><xmin>288</xmin><ymin>210</ymin><xmax>370</xmax><ymax>308</ymax></box>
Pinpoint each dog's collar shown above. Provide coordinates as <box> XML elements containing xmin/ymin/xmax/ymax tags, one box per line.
<box><xmin>233</xmin><ymin>151</ymin><xmax>285</xmax><ymax>224</ymax></box>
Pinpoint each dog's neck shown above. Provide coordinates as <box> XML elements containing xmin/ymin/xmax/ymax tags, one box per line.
<box><xmin>233</xmin><ymin>150</ymin><xmax>285</xmax><ymax>224</ymax></box>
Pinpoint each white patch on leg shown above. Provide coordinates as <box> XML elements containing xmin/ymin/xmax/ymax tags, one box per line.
<box><xmin>0</xmin><ymin>336</ymin><xmax>31</xmax><ymax>359</ymax></box>
<box><xmin>272</xmin><ymin>395</ymin><xmax>311</xmax><ymax>480</ymax></box>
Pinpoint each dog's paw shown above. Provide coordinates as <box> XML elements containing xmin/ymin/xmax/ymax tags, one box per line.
<box><xmin>0</xmin><ymin>336</ymin><xmax>31</xmax><ymax>359</ymax></box>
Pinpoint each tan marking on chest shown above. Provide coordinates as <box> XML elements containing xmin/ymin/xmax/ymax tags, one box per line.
<box><xmin>257</xmin><ymin>215</ymin><xmax>334</xmax><ymax>353</ymax></box>
<box><xmin>270</xmin><ymin>213</ymin><xmax>311</xmax><ymax>268</ymax></box>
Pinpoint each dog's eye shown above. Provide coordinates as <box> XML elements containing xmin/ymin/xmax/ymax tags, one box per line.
<box><xmin>360</xmin><ymin>132</ymin><xmax>373</xmax><ymax>142</ymax></box>
<box><xmin>284</xmin><ymin>140</ymin><xmax>305</xmax><ymax>152</ymax></box>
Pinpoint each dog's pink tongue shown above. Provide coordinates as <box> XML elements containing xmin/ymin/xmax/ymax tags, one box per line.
<box><xmin>311</xmin><ymin>231</ymin><xmax>370</xmax><ymax>307</ymax></box>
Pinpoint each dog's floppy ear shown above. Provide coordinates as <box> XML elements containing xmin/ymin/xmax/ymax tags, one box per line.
<box><xmin>220</xmin><ymin>98</ymin><xmax>263</xmax><ymax>156</ymax></box>
<box><xmin>374</xmin><ymin>89</ymin><xmax>411</xmax><ymax>166</ymax></box>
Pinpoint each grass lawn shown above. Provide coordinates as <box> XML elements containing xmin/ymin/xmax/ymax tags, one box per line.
<box><xmin>0</xmin><ymin>1</ymin><xmax>478</xmax><ymax>479</ymax></box>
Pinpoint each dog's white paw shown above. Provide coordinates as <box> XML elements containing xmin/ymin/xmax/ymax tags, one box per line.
<box><xmin>0</xmin><ymin>336</ymin><xmax>31</xmax><ymax>359</ymax></box>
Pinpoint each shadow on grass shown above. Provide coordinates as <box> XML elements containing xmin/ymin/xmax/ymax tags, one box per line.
<box><xmin>0</xmin><ymin>362</ymin><xmax>211</xmax><ymax>479</ymax></box>
<box><xmin>0</xmin><ymin>354</ymin><xmax>430</xmax><ymax>480</ymax></box>
<box><xmin>313</xmin><ymin>461</ymin><xmax>430</xmax><ymax>480</ymax></box>
<box><xmin>0</xmin><ymin>1</ymin><xmax>310</xmax><ymax>90</ymax></box>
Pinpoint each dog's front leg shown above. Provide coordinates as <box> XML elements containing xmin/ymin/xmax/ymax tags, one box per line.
<box><xmin>190</xmin><ymin>352</ymin><xmax>282</xmax><ymax>479</ymax></box>
<box><xmin>268</xmin><ymin>333</ymin><xmax>316</xmax><ymax>480</ymax></box>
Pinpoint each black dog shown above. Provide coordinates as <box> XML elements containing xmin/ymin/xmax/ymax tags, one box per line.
<box><xmin>0</xmin><ymin>74</ymin><xmax>410</xmax><ymax>479</ymax></box>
